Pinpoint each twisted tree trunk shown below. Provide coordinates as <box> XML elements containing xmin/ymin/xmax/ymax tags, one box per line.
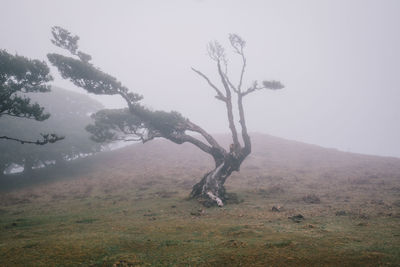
<box><xmin>191</xmin><ymin>162</ymin><xmax>227</xmax><ymax>207</ymax></box>
<box><xmin>190</xmin><ymin>151</ymin><xmax>246</xmax><ymax>207</ymax></box>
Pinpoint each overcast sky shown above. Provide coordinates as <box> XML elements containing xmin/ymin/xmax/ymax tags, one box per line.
<box><xmin>1</xmin><ymin>0</ymin><xmax>399</xmax><ymax>157</ymax></box>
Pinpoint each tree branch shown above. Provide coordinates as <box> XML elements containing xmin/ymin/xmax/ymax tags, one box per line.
<box><xmin>242</xmin><ymin>80</ymin><xmax>284</xmax><ymax>97</ymax></box>
<box><xmin>237</xmin><ymin>94</ymin><xmax>251</xmax><ymax>157</ymax></box>
<box><xmin>216</xmin><ymin>60</ymin><xmax>240</xmax><ymax>148</ymax></box>
<box><xmin>223</xmin><ymin>73</ymin><xmax>238</xmax><ymax>94</ymax></box>
<box><xmin>227</xmin><ymin>34</ymin><xmax>247</xmax><ymax>93</ymax></box>
<box><xmin>0</xmin><ymin>112</ymin><xmax>49</xmax><ymax>121</ymax></box>
<box><xmin>191</xmin><ymin>68</ymin><xmax>226</xmax><ymax>101</ymax></box>
<box><xmin>185</xmin><ymin>119</ymin><xmax>227</xmax><ymax>156</ymax></box>
<box><xmin>167</xmin><ymin>132</ymin><xmax>213</xmax><ymax>155</ymax></box>
<box><xmin>237</xmin><ymin>50</ymin><xmax>246</xmax><ymax>92</ymax></box>
<box><xmin>0</xmin><ymin>134</ymin><xmax>64</xmax><ymax>145</ymax></box>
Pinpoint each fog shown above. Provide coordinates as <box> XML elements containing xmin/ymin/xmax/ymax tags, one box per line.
<box><xmin>1</xmin><ymin>0</ymin><xmax>399</xmax><ymax>157</ymax></box>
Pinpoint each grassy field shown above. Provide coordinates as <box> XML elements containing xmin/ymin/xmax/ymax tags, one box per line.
<box><xmin>1</xmin><ymin>134</ymin><xmax>400</xmax><ymax>266</ymax></box>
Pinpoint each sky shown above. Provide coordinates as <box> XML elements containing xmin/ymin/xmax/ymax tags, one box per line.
<box><xmin>1</xmin><ymin>0</ymin><xmax>399</xmax><ymax>158</ymax></box>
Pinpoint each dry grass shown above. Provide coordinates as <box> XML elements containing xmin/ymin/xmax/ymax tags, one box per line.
<box><xmin>0</xmin><ymin>134</ymin><xmax>400</xmax><ymax>266</ymax></box>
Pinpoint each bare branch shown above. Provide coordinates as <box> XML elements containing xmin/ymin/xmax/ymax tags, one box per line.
<box><xmin>238</xmin><ymin>56</ymin><xmax>246</xmax><ymax>92</ymax></box>
<box><xmin>229</xmin><ymin>34</ymin><xmax>247</xmax><ymax>92</ymax></box>
<box><xmin>237</xmin><ymin>78</ymin><xmax>284</xmax><ymax>155</ymax></box>
<box><xmin>229</xmin><ymin>34</ymin><xmax>246</xmax><ymax>55</ymax></box>
<box><xmin>223</xmin><ymin>73</ymin><xmax>238</xmax><ymax>93</ymax></box>
<box><xmin>186</xmin><ymin>119</ymin><xmax>227</xmax><ymax>156</ymax></box>
<box><xmin>237</xmin><ymin>94</ymin><xmax>251</xmax><ymax>157</ymax></box>
<box><xmin>216</xmin><ymin>60</ymin><xmax>240</xmax><ymax>148</ymax></box>
<box><xmin>0</xmin><ymin>133</ymin><xmax>64</xmax><ymax>145</ymax></box>
<box><xmin>191</xmin><ymin>67</ymin><xmax>226</xmax><ymax>101</ymax></box>
<box><xmin>241</xmin><ymin>81</ymin><xmax>259</xmax><ymax>96</ymax></box>
<box><xmin>167</xmin><ymin>132</ymin><xmax>214</xmax><ymax>156</ymax></box>
<box><xmin>207</xmin><ymin>41</ymin><xmax>226</xmax><ymax>62</ymax></box>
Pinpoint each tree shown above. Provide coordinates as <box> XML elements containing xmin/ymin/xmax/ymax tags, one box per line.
<box><xmin>0</xmin><ymin>87</ymin><xmax>103</xmax><ymax>175</ymax></box>
<box><xmin>0</xmin><ymin>49</ymin><xmax>63</xmax><ymax>145</ymax></box>
<box><xmin>48</xmin><ymin>26</ymin><xmax>284</xmax><ymax>206</ymax></box>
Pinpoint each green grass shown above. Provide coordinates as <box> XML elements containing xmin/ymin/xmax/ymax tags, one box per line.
<box><xmin>1</xmin><ymin>183</ymin><xmax>399</xmax><ymax>267</ymax></box>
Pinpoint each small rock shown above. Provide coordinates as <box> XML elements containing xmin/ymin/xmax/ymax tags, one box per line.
<box><xmin>272</xmin><ymin>205</ymin><xmax>283</xmax><ymax>212</ymax></box>
<box><xmin>302</xmin><ymin>194</ymin><xmax>321</xmax><ymax>204</ymax></box>
<box><xmin>288</xmin><ymin>214</ymin><xmax>304</xmax><ymax>223</ymax></box>
<box><xmin>223</xmin><ymin>239</ymin><xmax>247</xmax><ymax>248</ymax></box>
<box><xmin>190</xmin><ymin>210</ymin><xmax>202</xmax><ymax>216</ymax></box>
<box><xmin>143</xmin><ymin>213</ymin><xmax>157</xmax><ymax>217</ymax></box>
<box><xmin>335</xmin><ymin>210</ymin><xmax>347</xmax><ymax>216</ymax></box>
<box><xmin>370</xmin><ymin>199</ymin><xmax>385</xmax><ymax>205</ymax></box>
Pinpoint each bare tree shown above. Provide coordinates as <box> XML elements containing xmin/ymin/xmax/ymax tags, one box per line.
<box><xmin>48</xmin><ymin>27</ymin><xmax>284</xmax><ymax>206</ymax></box>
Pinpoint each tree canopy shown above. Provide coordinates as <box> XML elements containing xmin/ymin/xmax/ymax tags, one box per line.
<box><xmin>0</xmin><ymin>49</ymin><xmax>63</xmax><ymax>145</ymax></box>
<box><xmin>0</xmin><ymin>87</ymin><xmax>103</xmax><ymax>175</ymax></box>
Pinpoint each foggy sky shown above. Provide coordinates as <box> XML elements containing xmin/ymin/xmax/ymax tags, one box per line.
<box><xmin>1</xmin><ymin>0</ymin><xmax>399</xmax><ymax>158</ymax></box>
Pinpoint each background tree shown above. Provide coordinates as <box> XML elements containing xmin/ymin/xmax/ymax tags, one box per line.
<box><xmin>0</xmin><ymin>87</ymin><xmax>103</xmax><ymax>176</ymax></box>
<box><xmin>48</xmin><ymin>26</ymin><xmax>284</xmax><ymax>206</ymax></box>
<box><xmin>0</xmin><ymin>49</ymin><xmax>63</xmax><ymax>145</ymax></box>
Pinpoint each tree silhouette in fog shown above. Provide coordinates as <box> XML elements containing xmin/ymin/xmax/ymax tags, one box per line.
<box><xmin>48</xmin><ymin>26</ymin><xmax>284</xmax><ymax>206</ymax></box>
<box><xmin>0</xmin><ymin>87</ymin><xmax>103</xmax><ymax>175</ymax></box>
<box><xmin>0</xmin><ymin>50</ymin><xmax>63</xmax><ymax>145</ymax></box>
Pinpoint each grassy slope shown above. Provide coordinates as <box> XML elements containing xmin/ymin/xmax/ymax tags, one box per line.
<box><xmin>0</xmin><ymin>134</ymin><xmax>400</xmax><ymax>266</ymax></box>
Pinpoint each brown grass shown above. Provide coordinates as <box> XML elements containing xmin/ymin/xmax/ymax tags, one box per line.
<box><xmin>0</xmin><ymin>134</ymin><xmax>399</xmax><ymax>266</ymax></box>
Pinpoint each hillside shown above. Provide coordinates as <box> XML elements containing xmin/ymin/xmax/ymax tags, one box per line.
<box><xmin>1</xmin><ymin>134</ymin><xmax>400</xmax><ymax>266</ymax></box>
<box><xmin>0</xmin><ymin>86</ymin><xmax>103</xmax><ymax>178</ymax></box>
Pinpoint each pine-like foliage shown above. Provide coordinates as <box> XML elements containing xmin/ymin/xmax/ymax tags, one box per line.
<box><xmin>0</xmin><ymin>87</ymin><xmax>103</xmax><ymax>174</ymax></box>
<box><xmin>0</xmin><ymin>50</ymin><xmax>63</xmax><ymax>145</ymax></box>
<box><xmin>48</xmin><ymin>26</ymin><xmax>187</xmax><ymax>144</ymax></box>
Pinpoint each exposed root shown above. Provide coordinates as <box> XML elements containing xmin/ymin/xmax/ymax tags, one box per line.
<box><xmin>207</xmin><ymin>191</ymin><xmax>224</xmax><ymax>207</ymax></box>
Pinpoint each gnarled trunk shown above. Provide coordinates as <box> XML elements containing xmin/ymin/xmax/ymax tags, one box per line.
<box><xmin>190</xmin><ymin>154</ymin><xmax>242</xmax><ymax>207</ymax></box>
